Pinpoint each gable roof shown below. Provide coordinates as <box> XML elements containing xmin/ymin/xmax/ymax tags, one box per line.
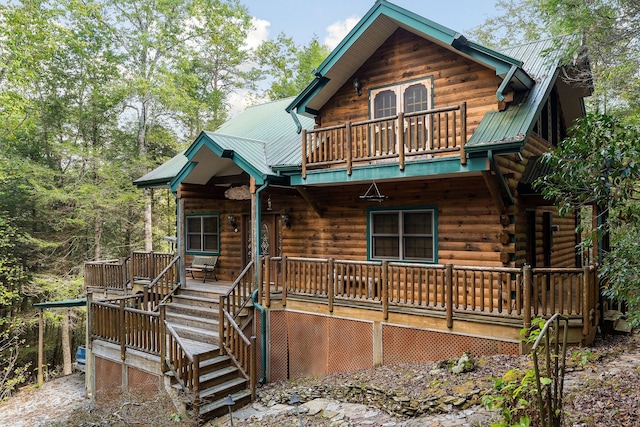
<box><xmin>465</xmin><ymin>36</ymin><xmax>588</xmax><ymax>153</ymax></box>
<box><xmin>286</xmin><ymin>0</ymin><xmax>533</xmax><ymax>117</ymax></box>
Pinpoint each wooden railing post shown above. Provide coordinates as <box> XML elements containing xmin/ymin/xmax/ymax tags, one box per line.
<box><xmin>382</xmin><ymin>261</ymin><xmax>389</xmax><ymax>321</ymax></box>
<box><xmin>262</xmin><ymin>256</ymin><xmax>269</xmax><ymax>306</ymax></box>
<box><xmin>397</xmin><ymin>112</ymin><xmax>405</xmax><ymax>171</ymax></box>
<box><xmin>460</xmin><ymin>102</ymin><xmax>467</xmax><ymax>165</ymax></box>
<box><xmin>159</xmin><ymin>304</ymin><xmax>166</xmax><ymax>371</ymax></box>
<box><xmin>218</xmin><ymin>295</ymin><xmax>225</xmax><ymax>356</ymax></box>
<box><xmin>346</xmin><ymin>122</ymin><xmax>353</xmax><ymax>175</ymax></box>
<box><xmin>523</xmin><ymin>265</ymin><xmax>532</xmax><ymax>330</ymax></box>
<box><xmin>282</xmin><ymin>255</ymin><xmax>287</xmax><ymax>307</ymax></box>
<box><xmin>119</xmin><ymin>299</ymin><xmax>126</xmax><ymax>361</ymax></box>
<box><xmin>582</xmin><ymin>266</ymin><xmax>590</xmax><ymax>337</ymax></box>
<box><xmin>328</xmin><ymin>258</ymin><xmax>334</xmax><ymax>313</ymax></box>
<box><xmin>301</xmin><ymin>129</ymin><xmax>307</xmax><ymax>179</ymax></box>
<box><xmin>445</xmin><ymin>264</ymin><xmax>453</xmax><ymax>328</ymax></box>
<box><xmin>250</xmin><ymin>335</ymin><xmax>257</xmax><ymax>400</ymax></box>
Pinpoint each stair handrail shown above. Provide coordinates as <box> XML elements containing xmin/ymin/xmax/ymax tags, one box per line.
<box><xmin>164</xmin><ymin>320</ymin><xmax>201</xmax><ymax>409</ymax></box>
<box><xmin>143</xmin><ymin>254</ymin><xmax>180</xmax><ymax>311</ymax></box>
<box><xmin>219</xmin><ymin>260</ymin><xmax>257</xmax><ymax>398</ymax></box>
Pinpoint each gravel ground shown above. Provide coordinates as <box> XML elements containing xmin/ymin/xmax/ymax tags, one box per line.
<box><xmin>1</xmin><ymin>333</ymin><xmax>638</xmax><ymax>427</ymax></box>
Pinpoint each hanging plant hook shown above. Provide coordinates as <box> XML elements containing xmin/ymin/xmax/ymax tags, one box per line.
<box><xmin>359</xmin><ymin>181</ymin><xmax>387</xmax><ymax>203</ymax></box>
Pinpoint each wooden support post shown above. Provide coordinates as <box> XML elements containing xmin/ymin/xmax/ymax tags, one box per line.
<box><xmin>397</xmin><ymin>112</ymin><xmax>405</xmax><ymax>171</ymax></box>
<box><xmin>460</xmin><ymin>102</ymin><xmax>467</xmax><ymax>165</ymax></box>
<box><xmin>346</xmin><ymin>122</ymin><xmax>353</xmax><ymax>175</ymax></box>
<box><xmin>582</xmin><ymin>266</ymin><xmax>590</xmax><ymax>337</ymax></box>
<box><xmin>282</xmin><ymin>255</ymin><xmax>287</xmax><ymax>307</ymax></box>
<box><xmin>301</xmin><ymin>129</ymin><xmax>307</xmax><ymax>179</ymax></box>
<box><xmin>382</xmin><ymin>261</ymin><xmax>389</xmax><ymax>321</ymax></box>
<box><xmin>445</xmin><ymin>264</ymin><xmax>453</xmax><ymax>328</ymax></box>
<box><xmin>261</xmin><ymin>256</ymin><xmax>268</xmax><ymax>306</ymax></box>
<box><xmin>328</xmin><ymin>258</ymin><xmax>334</xmax><ymax>313</ymax></box>
<box><xmin>38</xmin><ymin>309</ymin><xmax>44</xmax><ymax>386</ymax></box>
<box><xmin>119</xmin><ymin>299</ymin><xmax>126</xmax><ymax>361</ymax></box>
<box><xmin>159</xmin><ymin>304</ymin><xmax>166</xmax><ymax>371</ymax></box>
<box><xmin>265</xmin><ymin>259</ymin><xmax>271</xmax><ymax>308</ymax></box>
<box><xmin>523</xmin><ymin>265</ymin><xmax>532</xmax><ymax>331</ymax></box>
<box><xmin>250</xmin><ymin>336</ymin><xmax>257</xmax><ymax>400</ymax></box>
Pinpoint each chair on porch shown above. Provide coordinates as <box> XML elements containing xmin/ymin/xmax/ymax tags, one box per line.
<box><xmin>186</xmin><ymin>255</ymin><xmax>218</xmax><ymax>282</ymax></box>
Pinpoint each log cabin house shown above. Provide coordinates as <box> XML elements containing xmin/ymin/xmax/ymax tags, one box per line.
<box><xmin>83</xmin><ymin>0</ymin><xmax>598</xmax><ymax>421</ymax></box>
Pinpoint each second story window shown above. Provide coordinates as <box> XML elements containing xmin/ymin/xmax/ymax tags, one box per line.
<box><xmin>370</xmin><ymin>78</ymin><xmax>433</xmax><ymax>119</ymax></box>
<box><xmin>186</xmin><ymin>215</ymin><xmax>219</xmax><ymax>253</ymax></box>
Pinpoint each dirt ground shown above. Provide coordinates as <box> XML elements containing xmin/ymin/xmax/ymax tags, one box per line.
<box><xmin>1</xmin><ymin>333</ymin><xmax>639</xmax><ymax>426</ymax></box>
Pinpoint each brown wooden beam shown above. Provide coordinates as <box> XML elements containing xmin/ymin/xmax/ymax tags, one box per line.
<box><xmin>482</xmin><ymin>171</ymin><xmax>507</xmax><ymax>215</ymax></box>
<box><xmin>296</xmin><ymin>187</ymin><xmax>325</xmax><ymax>218</ymax></box>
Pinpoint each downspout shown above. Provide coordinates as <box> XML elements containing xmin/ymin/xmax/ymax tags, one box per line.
<box><xmin>251</xmin><ymin>288</ymin><xmax>267</xmax><ymax>385</ymax></box>
<box><xmin>253</xmin><ymin>180</ymin><xmax>269</xmax><ymax>384</ymax></box>
<box><xmin>496</xmin><ymin>65</ymin><xmax>518</xmax><ymax>102</ymax></box>
<box><xmin>289</xmin><ymin>109</ymin><xmax>302</xmax><ymax>134</ymax></box>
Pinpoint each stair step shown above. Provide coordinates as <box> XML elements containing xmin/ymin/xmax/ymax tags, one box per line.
<box><xmin>172</xmin><ymin>294</ymin><xmax>220</xmax><ymax>309</ymax></box>
<box><xmin>199</xmin><ymin>365</ymin><xmax>240</xmax><ymax>389</ymax></box>
<box><xmin>165</xmin><ymin>311</ymin><xmax>219</xmax><ymax>330</ymax></box>
<box><xmin>179</xmin><ymin>286</ymin><xmax>225</xmax><ymax>300</ymax></box>
<box><xmin>199</xmin><ymin>377</ymin><xmax>248</xmax><ymax>401</ymax></box>
<box><xmin>198</xmin><ymin>389</ymin><xmax>252</xmax><ymax>422</ymax></box>
<box><xmin>168</xmin><ymin>323</ymin><xmax>219</xmax><ymax>346</ymax></box>
<box><xmin>165</xmin><ymin>302</ymin><xmax>218</xmax><ymax>320</ymax></box>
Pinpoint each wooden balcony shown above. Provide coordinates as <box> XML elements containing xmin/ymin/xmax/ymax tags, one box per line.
<box><xmin>302</xmin><ymin>103</ymin><xmax>467</xmax><ymax>178</ymax></box>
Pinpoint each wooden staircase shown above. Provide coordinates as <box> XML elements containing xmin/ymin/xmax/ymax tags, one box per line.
<box><xmin>164</xmin><ymin>283</ymin><xmax>252</xmax><ymax>423</ymax></box>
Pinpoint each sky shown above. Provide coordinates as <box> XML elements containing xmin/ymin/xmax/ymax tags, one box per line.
<box><xmin>242</xmin><ymin>0</ymin><xmax>500</xmax><ymax>50</ymax></box>
<box><xmin>229</xmin><ymin>0</ymin><xmax>500</xmax><ymax>114</ymax></box>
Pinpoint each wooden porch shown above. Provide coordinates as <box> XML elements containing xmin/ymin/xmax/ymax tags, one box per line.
<box><xmin>302</xmin><ymin>103</ymin><xmax>467</xmax><ymax>178</ymax></box>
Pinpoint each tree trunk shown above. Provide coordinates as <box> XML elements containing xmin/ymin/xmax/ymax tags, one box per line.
<box><xmin>62</xmin><ymin>311</ymin><xmax>72</xmax><ymax>376</ymax></box>
<box><xmin>94</xmin><ymin>213</ymin><xmax>102</xmax><ymax>261</ymax></box>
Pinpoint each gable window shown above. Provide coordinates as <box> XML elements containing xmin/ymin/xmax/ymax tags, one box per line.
<box><xmin>370</xmin><ymin>78</ymin><xmax>432</xmax><ymax>119</ymax></box>
<box><xmin>186</xmin><ymin>215</ymin><xmax>219</xmax><ymax>253</ymax></box>
<box><xmin>369</xmin><ymin>209</ymin><xmax>436</xmax><ymax>262</ymax></box>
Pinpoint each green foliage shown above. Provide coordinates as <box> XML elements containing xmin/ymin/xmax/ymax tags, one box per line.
<box><xmin>482</xmin><ymin>369</ymin><xmax>535</xmax><ymax>427</ymax></box>
<box><xmin>255</xmin><ymin>33</ymin><xmax>331</xmax><ymax>100</ymax></box>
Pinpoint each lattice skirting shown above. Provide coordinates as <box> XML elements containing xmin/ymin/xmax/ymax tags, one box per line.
<box><xmin>268</xmin><ymin>310</ymin><xmax>519</xmax><ymax>381</ymax></box>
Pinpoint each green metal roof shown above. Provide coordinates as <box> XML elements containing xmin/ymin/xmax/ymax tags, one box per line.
<box><xmin>287</xmin><ymin>0</ymin><xmax>533</xmax><ymax>116</ymax></box>
<box><xmin>166</xmin><ymin>98</ymin><xmax>314</xmax><ymax>191</ymax></box>
<box><xmin>134</xmin><ymin>151</ymin><xmax>188</xmax><ymax>188</ymax></box>
<box><xmin>466</xmin><ymin>36</ymin><xmax>578</xmax><ymax>153</ymax></box>
<box><xmin>34</xmin><ymin>298</ymin><xmax>86</xmax><ymax>309</ymax></box>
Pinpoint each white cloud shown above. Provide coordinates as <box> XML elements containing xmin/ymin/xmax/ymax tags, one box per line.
<box><xmin>246</xmin><ymin>17</ymin><xmax>270</xmax><ymax>50</ymax></box>
<box><xmin>324</xmin><ymin>16</ymin><xmax>360</xmax><ymax>50</ymax></box>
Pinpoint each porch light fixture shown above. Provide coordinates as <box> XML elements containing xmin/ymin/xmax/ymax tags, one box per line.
<box><xmin>225</xmin><ymin>394</ymin><xmax>235</xmax><ymax>427</ymax></box>
<box><xmin>360</xmin><ymin>181</ymin><xmax>387</xmax><ymax>203</ymax></box>
<box><xmin>290</xmin><ymin>392</ymin><xmax>304</xmax><ymax>427</ymax></box>
<box><xmin>281</xmin><ymin>210</ymin><xmax>291</xmax><ymax>229</ymax></box>
<box><xmin>267</xmin><ymin>194</ymin><xmax>272</xmax><ymax>211</ymax></box>
<box><xmin>228</xmin><ymin>215</ymin><xmax>238</xmax><ymax>232</ymax></box>
<box><xmin>353</xmin><ymin>78</ymin><xmax>362</xmax><ymax>96</ymax></box>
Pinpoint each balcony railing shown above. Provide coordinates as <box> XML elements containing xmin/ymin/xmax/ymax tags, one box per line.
<box><xmin>259</xmin><ymin>256</ymin><xmax>599</xmax><ymax>336</ymax></box>
<box><xmin>302</xmin><ymin>103</ymin><xmax>467</xmax><ymax>178</ymax></box>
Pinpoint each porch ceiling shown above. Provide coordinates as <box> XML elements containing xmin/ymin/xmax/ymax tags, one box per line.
<box><xmin>181</xmin><ymin>145</ymin><xmax>244</xmax><ymax>186</ymax></box>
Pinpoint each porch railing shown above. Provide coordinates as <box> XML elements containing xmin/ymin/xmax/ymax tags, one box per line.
<box><xmin>302</xmin><ymin>103</ymin><xmax>467</xmax><ymax>178</ymax></box>
<box><xmin>142</xmin><ymin>254</ymin><xmax>180</xmax><ymax>311</ymax></box>
<box><xmin>262</xmin><ymin>256</ymin><xmax>598</xmax><ymax>335</ymax></box>
<box><xmin>84</xmin><ymin>258</ymin><xmax>129</xmax><ymax>291</ymax></box>
<box><xmin>219</xmin><ymin>261</ymin><xmax>257</xmax><ymax>398</ymax></box>
<box><xmin>130</xmin><ymin>251</ymin><xmax>175</xmax><ymax>283</ymax></box>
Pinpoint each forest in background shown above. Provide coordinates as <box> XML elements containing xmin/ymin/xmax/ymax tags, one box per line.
<box><xmin>1</xmin><ymin>0</ymin><xmax>639</xmax><ymax>399</ymax></box>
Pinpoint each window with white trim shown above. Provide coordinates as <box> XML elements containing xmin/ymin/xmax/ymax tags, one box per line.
<box><xmin>370</xmin><ymin>78</ymin><xmax>432</xmax><ymax>119</ymax></box>
<box><xmin>186</xmin><ymin>215</ymin><xmax>219</xmax><ymax>253</ymax></box>
<box><xmin>370</xmin><ymin>209</ymin><xmax>435</xmax><ymax>262</ymax></box>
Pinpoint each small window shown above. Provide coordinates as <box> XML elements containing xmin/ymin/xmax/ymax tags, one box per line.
<box><xmin>369</xmin><ymin>78</ymin><xmax>433</xmax><ymax>118</ymax></box>
<box><xmin>374</xmin><ymin>90</ymin><xmax>397</xmax><ymax>119</ymax></box>
<box><xmin>186</xmin><ymin>215</ymin><xmax>219</xmax><ymax>253</ymax></box>
<box><xmin>404</xmin><ymin>83</ymin><xmax>429</xmax><ymax>113</ymax></box>
<box><xmin>370</xmin><ymin>209</ymin><xmax>435</xmax><ymax>262</ymax></box>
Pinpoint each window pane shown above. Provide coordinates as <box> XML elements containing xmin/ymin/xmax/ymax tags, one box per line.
<box><xmin>187</xmin><ymin>217</ymin><xmax>201</xmax><ymax>233</ymax></box>
<box><xmin>404</xmin><ymin>212</ymin><xmax>432</xmax><ymax>235</ymax></box>
<box><xmin>373</xmin><ymin>237</ymin><xmax>399</xmax><ymax>258</ymax></box>
<box><xmin>374</xmin><ymin>90</ymin><xmax>396</xmax><ymax>118</ymax></box>
<box><xmin>187</xmin><ymin>234</ymin><xmax>201</xmax><ymax>251</ymax></box>
<box><xmin>203</xmin><ymin>235</ymin><xmax>218</xmax><ymax>252</ymax></box>
<box><xmin>404</xmin><ymin>84</ymin><xmax>428</xmax><ymax>113</ymax></box>
<box><xmin>203</xmin><ymin>217</ymin><xmax>218</xmax><ymax>233</ymax></box>
<box><xmin>404</xmin><ymin>237</ymin><xmax>433</xmax><ymax>259</ymax></box>
<box><xmin>372</xmin><ymin>213</ymin><xmax>398</xmax><ymax>234</ymax></box>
